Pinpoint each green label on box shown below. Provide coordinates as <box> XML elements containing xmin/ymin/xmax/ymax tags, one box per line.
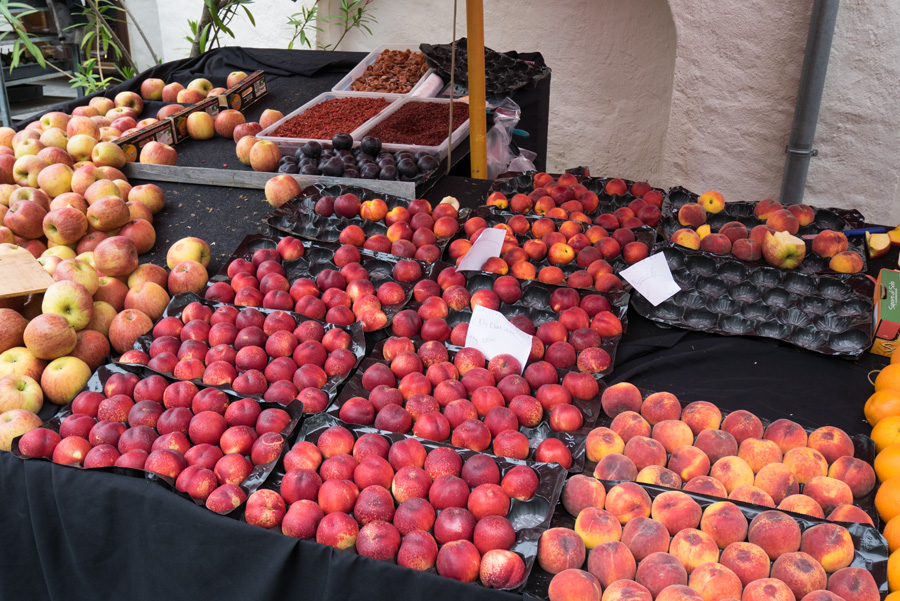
<box><xmin>882</xmin><ymin>269</ymin><xmax>900</xmax><ymax>321</ymax></box>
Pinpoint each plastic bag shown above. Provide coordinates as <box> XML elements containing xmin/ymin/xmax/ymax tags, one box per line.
<box><xmin>486</xmin><ymin>97</ymin><xmax>537</xmax><ymax>179</ymax></box>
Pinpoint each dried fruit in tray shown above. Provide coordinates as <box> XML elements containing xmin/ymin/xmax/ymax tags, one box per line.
<box><xmin>631</xmin><ymin>245</ymin><xmax>874</xmax><ymax>357</ymax></box>
<box><xmin>247</xmin><ymin>412</ymin><xmax>567</xmax><ymax>589</ymax></box>
<box><xmin>349</xmin><ymin>49</ymin><xmax>431</xmax><ymax>94</ymax></box>
<box><xmin>269</xmin><ymin>96</ymin><xmax>391</xmax><ymax>141</ymax></box>
<box><xmin>117</xmin><ymin>292</ymin><xmax>365</xmax><ymax>409</ymax></box>
<box><xmin>12</xmin><ymin>363</ymin><xmax>303</xmax><ymax>514</ymax></box>
<box><xmin>265</xmin><ymin>183</ymin><xmax>466</xmax><ymax>263</ymax></box>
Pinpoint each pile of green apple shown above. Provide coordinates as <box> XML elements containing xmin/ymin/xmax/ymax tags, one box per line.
<box><xmin>0</xmin><ymin>235</ymin><xmax>213</xmax><ymax>451</ymax></box>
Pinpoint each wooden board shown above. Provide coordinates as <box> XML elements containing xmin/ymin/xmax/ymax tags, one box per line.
<box><xmin>122</xmin><ymin>163</ymin><xmax>417</xmax><ymax>200</ymax></box>
<box><xmin>0</xmin><ymin>247</ymin><xmax>54</xmax><ymax>299</ymax></box>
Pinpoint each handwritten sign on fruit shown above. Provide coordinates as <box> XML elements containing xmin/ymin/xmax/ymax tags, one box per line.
<box><xmin>465</xmin><ymin>305</ymin><xmax>532</xmax><ymax>373</ymax></box>
<box><xmin>458</xmin><ymin>228</ymin><xmax>505</xmax><ymax>272</ymax></box>
<box><xmin>621</xmin><ymin>252</ymin><xmax>681</xmax><ymax>306</ymax></box>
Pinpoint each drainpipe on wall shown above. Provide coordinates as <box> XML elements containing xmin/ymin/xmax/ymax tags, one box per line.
<box><xmin>779</xmin><ymin>0</ymin><xmax>840</xmax><ymax>205</ymax></box>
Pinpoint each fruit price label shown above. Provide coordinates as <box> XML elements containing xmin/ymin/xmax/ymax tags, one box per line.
<box><xmin>458</xmin><ymin>228</ymin><xmax>505</xmax><ymax>272</ymax></box>
<box><xmin>620</xmin><ymin>252</ymin><xmax>681</xmax><ymax>306</ymax></box>
<box><xmin>464</xmin><ymin>305</ymin><xmax>532</xmax><ymax>373</ymax></box>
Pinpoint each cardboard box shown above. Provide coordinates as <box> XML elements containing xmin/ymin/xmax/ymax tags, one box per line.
<box><xmin>218</xmin><ymin>70</ymin><xmax>268</xmax><ymax>111</ymax></box>
<box><xmin>872</xmin><ymin>268</ymin><xmax>900</xmax><ymax>356</ymax></box>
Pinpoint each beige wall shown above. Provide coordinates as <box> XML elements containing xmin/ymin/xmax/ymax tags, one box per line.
<box><xmin>128</xmin><ymin>0</ymin><xmax>900</xmax><ymax>224</ymax></box>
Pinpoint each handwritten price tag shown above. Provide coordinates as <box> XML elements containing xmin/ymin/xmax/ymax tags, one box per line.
<box><xmin>620</xmin><ymin>252</ymin><xmax>681</xmax><ymax>306</ymax></box>
<box><xmin>464</xmin><ymin>305</ymin><xmax>532</xmax><ymax>374</ymax></box>
<box><xmin>458</xmin><ymin>228</ymin><xmax>505</xmax><ymax>272</ymax></box>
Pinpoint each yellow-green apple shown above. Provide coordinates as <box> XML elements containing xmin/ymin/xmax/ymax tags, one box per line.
<box><xmin>114</xmin><ymin>179</ymin><xmax>132</xmax><ymax>199</ymax></box>
<box><xmin>75</xmin><ymin>232</ymin><xmax>105</xmax><ymax>255</ymax></box>
<box><xmin>166</xmin><ymin>236</ymin><xmax>210</xmax><ymax>269</ymax></box>
<box><xmin>13</xmin><ymin>138</ymin><xmax>43</xmax><ymax>158</ymax></box>
<box><xmin>140</xmin><ymin>78</ymin><xmax>165</xmax><ymax>100</ymax></box>
<box><xmin>37</xmin><ymin>255</ymin><xmax>60</xmax><ymax>275</ymax></box>
<box><xmin>91</xmin><ymin>142</ymin><xmax>126</xmax><ymax>169</ymax></box>
<box><xmin>162</xmin><ymin>82</ymin><xmax>184</xmax><ymax>103</ymax></box>
<box><xmin>264</xmin><ymin>174</ymin><xmax>301</xmax><ymax>208</ymax></box>
<box><xmin>13</xmin><ymin>155</ymin><xmax>48</xmax><ymax>187</ymax></box>
<box><xmin>99</xmin><ymin>128</ymin><xmax>120</xmax><ymax>142</ymax></box>
<box><xmin>187</xmin><ymin>78</ymin><xmax>213</xmax><ymax>95</ymax></box>
<box><xmin>110</xmin><ymin>116</ymin><xmax>136</xmax><ymax>132</ymax></box>
<box><xmin>39</xmin><ymin>127</ymin><xmax>68</xmax><ymax>150</ymax></box>
<box><xmin>227</xmin><ymin>71</ymin><xmax>248</xmax><ymax>88</ymax></box>
<box><xmin>127</xmin><ymin>264</ymin><xmax>167</xmax><ymax>290</ymax></box>
<box><xmin>118</xmin><ymin>219</ymin><xmax>156</xmax><ymax>254</ymax></box>
<box><xmin>105</xmin><ymin>107</ymin><xmax>137</xmax><ymax>123</ymax></box>
<box><xmin>0</xmin><ymin>226</ymin><xmax>13</xmax><ymax>245</ymax></box>
<box><xmin>108</xmin><ymin>308</ymin><xmax>153</xmax><ymax>353</ymax></box>
<box><xmin>4</xmin><ymin>200</ymin><xmax>46</xmax><ymax>239</ymax></box>
<box><xmin>76</xmin><ymin>251</ymin><xmax>95</xmax><ymax>268</ymax></box>
<box><xmin>136</xmin><ymin>118</ymin><xmax>157</xmax><ymax>128</ymax></box>
<box><xmin>72</xmin><ymin>107</ymin><xmax>98</xmax><ymax>119</ymax></box>
<box><xmin>0</xmin><ymin>155</ymin><xmax>14</xmax><ymax>185</ymax></box>
<box><xmin>53</xmin><ymin>258</ymin><xmax>98</xmax><ymax>294</ymax></box>
<box><xmin>762</xmin><ymin>231</ymin><xmax>806</xmax><ymax>269</ymax></box>
<box><xmin>0</xmin><ymin>127</ymin><xmax>13</xmax><ymax>148</ymax></box>
<box><xmin>128</xmin><ymin>184</ymin><xmax>165</xmax><ymax>214</ymax></box>
<box><xmin>66</xmin><ymin>115</ymin><xmax>100</xmax><ymax>139</ymax></box>
<box><xmin>176</xmin><ymin>88</ymin><xmax>205</xmax><ymax>104</ymax></box>
<box><xmin>156</xmin><ymin>104</ymin><xmax>183</xmax><ymax>120</ymax></box>
<box><xmin>66</xmin><ymin>134</ymin><xmax>97</xmax><ymax>163</ymax></box>
<box><xmin>42</xmin><ymin>280</ymin><xmax>94</xmax><ymax>330</ymax></box>
<box><xmin>124</xmin><ymin>281</ymin><xmax>169</xmax><ymax>321</ymax></box>
<box><xmin>0</xmin><ymin>346</ymin><xmax>45</xmax><ymax>380</ymax></box>
<box><xmin>114</xmin><ymin>91</ymin><xmax>143</xmax><ymax>113</ymax></box>
<box><xmin>12</xmin><ymin>130</ymin><xmax>39</xmax><ymax>148</ymax></box>
<box><xmin>232</xmin><ymin>122</ymin><xmax>261</xmax><ymax>142</ymax></box>
<box><xmin>126</xmin><ymin>201</ymin><xmax>152</xmax><ymax>223</ymax></box>
<box><xmin>10</xmin><ymin>187</ymin><xmax>49</xmax><ymax>210</ymax></box>
<box><xmin>0</xmin><ymin>308</ymin><xmax>27</xmax><ymax>353</ymax></box>
<box><xmin>84</xmin><ymin>301</ymin><xmax>116</xmax><ymax>337</ymax></box>
<box><xmin>94</xmin><ymin>235</ymin><xmax>138</xmax><ymax>277</ymax></box>
<box><xmin>0</xmin><ymin>408</ymin><xmax>42</xmax><ymax>451</ymax></box>
<box><xmin>235</xmin><ymin>136</ymin><xmax>258</xmax><ymax>166</ymax></box>
<box><xmin>42</xmin><ymin>207</ymin><xmax>86</xmax><ymax>246</ymax></box>
<box><xmin>207</xmin><ymin>87</ymin><xmax>226</xmax><ymax>97</ymax></box>
<box><xmin>168</xmin><ymin>260</ymin><xmax>208</xmax><ymax>294</ymax></box>
<box><xmin>93</xmin><ymin>275</ymin><xmax>128</xmax><ymax>311</ymax></box>
<box><xmin>96</xmin><ymin>166</ymin><xmax>126</xmax><ymax>182</ymax></box>
<box><xmin>40</xmin><ymin>355</ymin><xmax>91</xmax><ymax>405</ymax></box>
<box><xmin>90</xmin><ymin>115</ymin><xmax>111</xmax><ymax>129</ymax></box>
<box><xmin>87</xmin><ymin>196</ymin><xmax>131</xmax><ymax>231</ymax></box>
<box><xmin>42</xmin><ymin>246</ymin><xmax>75</xmax><ymax>261</ymax></box>
<box><xmin>36</xmin><ymin>163</ymin><xmax>73</xmax><ymax>199</ymax></box>
<box><xmin>249</xmin><ymin>140</ymin><xmax>281</xmax><ymax>172</ymax></box>
<box><xmin>37</xmin><ymin>146</ymin><xmax>74</xmax><ymax>168</ymax></box>
<box><xmin>40</xmin><ymin>111</ymin><xmax>69</xmax><ymax>131</ymax></box>
<box><xmin>71</xmin><ymin>164</ymin><xmax>104</xmax><ymax>196</ymax></box>
<box><xmin>139</xmin><ymin>141</ymin><xmax>177</xmax><ymax>165</ymax></box>
<box><xmin>71</xmin><ymin>329</ymin><xmax>109</xmax><ymax>371</ymax></box>
<box><xmin>259</xmin><ymin>109</ymin><xmax>284</xmax><ymax>129</ymax></box>
<box><xmin>214</xmin><ymin>109</ymin><xmax>245</xmax><ymax>138</ymax></box>
<box><xmin>23</xmin><ymin>313</ymin><xmax>77</xmax><ymax>359</ymax></box>
<box><xmin>88</xmin><ymin>96</ymin><xmax>115</xmax><ymax>115</ymax></box>
<box><xmin>0</xmin><ymin>373</ymin><xmax>42</xmax><ymax>413</ymax></box>
<box><xmin>186</xmin><ymin>111</ymin><xmax>215</xmax><ymax>140</ymax></box>
<box><xmin>85</xmin><ymin>180</ymin><xmax>121</xmax><ymax>204</ymax></box>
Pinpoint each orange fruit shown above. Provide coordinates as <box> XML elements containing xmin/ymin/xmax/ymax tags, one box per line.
<box><xmin>876</xmin><ymin>476</ymin><xmax>900</xmax><ymax>522</ymax></box>
<box><xmin>891</xmin><ymin>550</ymin><xmax>900</xmax><ymax>592</ymax></box>
<box><xmin>865</xmin><ymin>389</ymin><xmax>900</xmax><ymax>426</ymax></box>
<box><xmin>892</xmin><ymin>352</ymin><xmax>900</xmax><ymax>365</ymax></box>
<box><xmin>877</xmin><ymin>443</ymin><xmax>900</xmax><ymax>482</ymax></box>
<box><xmin>887</xmin><ymin>593</ymin><xmax>900</xmax><ymax>601</ymax></box>
<box><xmin>885</xmin><ymin>516</ymin><xmax>900</xmax><ymax>553</ymax></box>
<box><xmin>876</xmin><ymin>364</ymin><xmax>900</xmax><ymax>392</ymax></box>
<box><xmin>874</xmin><ymin>416</ymin><xmax>900</xmax><ymax>453</ymax></box>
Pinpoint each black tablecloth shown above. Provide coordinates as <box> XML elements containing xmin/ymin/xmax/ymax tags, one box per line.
<box><xmin>1</xmin><ymin>47</ymin><xmax>885</xmax><ymax>601</ymax></box>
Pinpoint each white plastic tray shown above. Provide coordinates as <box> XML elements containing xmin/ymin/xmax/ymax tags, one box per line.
<box><xmin>256</xmin><ymin>90</ymin><xmax>402</xmax><ymax>154</ymax></box>
<box><xmin>331</xmin><ymin>44</ymin><xmax>436</xmax><ymax>96</ymax></box>
<box><xmin>355</xmin><ymin>96</ymin><xmax>470</xmax><ymax>161</ymax></box>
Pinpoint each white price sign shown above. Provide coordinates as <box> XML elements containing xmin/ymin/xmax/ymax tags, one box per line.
<box><xmin>463</xmin><ymin>305</ymin><xmax>532</xmax><ymax>374</ymax></box>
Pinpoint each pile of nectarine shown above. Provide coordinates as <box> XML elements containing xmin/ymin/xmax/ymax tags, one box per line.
<box><xmin>206</xmin><ymin>235</ymin><xmax>424</xmax><ymax>332</ymax></box>
<box><xmin>269</xmin><ymin>191</ymin><xmax>460</xmax><ymax>264</ymax></box>
<box><xmin>243</xmin><ymin>415</ymin><xmax>564</xmax><ymax>587</ymax></box>
<box><xmin>119</xmin><ymin>297</ymin><xmax>363</xmax><ymax>408</ymax></box>
<box><xmin>15</xmin><ymin>364</ymin><xmax>298</xmax><ymax>512</ymax></box>
<box><xmin>539</xmin><ymin>478</ymin><xmax>883</xmax><ymax>601</ymax></box>
<box><xmin>586</xmin><ymin>382</ymin><xmax>878</xmax><ymax>526</ymax></box>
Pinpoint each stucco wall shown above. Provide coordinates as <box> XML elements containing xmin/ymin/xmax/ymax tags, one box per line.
<box><xmin>126</xmin><ymin>0</ymin><xmax>900</xmax><ymax>224</ymax></box>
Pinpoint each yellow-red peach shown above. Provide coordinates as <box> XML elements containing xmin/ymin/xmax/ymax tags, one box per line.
<box><xmin>635</xmin><ymin>551</ymin><xmax>688</xmax><ymax>599</ymax></box>
<box><xmin>604</xmin><ymin>482</ymin><xmax>652</xmax><ymax>525</ymax></box>
<box><xmin>576</xmin><ymin>507</ymin><xmax>623</xmax><ymax>549</ymax></box>
<box><xmin>747</xmin><ymin>510</ymin><xmax>802</xmax><ymax>561</ymax></box>
<box><xmin>741</xmin><ymin>578</ymin><xmax>796</xmax><ymax>601</ymax></box>
<box><xmin>601</xmin><ymin>382</ymin><xmax>644</xmax><ymax>417</ymax></box>
<box><xmin>620</xmin><ymin>516</ymin><xmax>670</xmax><ymax>561</ymax></box>
<box><xmin>720</xmin><ymin>541</ymin><xmax>771</xmax><ymax>587</ymax></box>
<box><xmin>586</xmin><ymin>540</ymin><xmax>637</xmax><ymax>589</ymax></box>
<box><xmin>826</xmin><ymin>456</ymin><xmax>876</xmax><ymax>498</ymax></box>
<box><xmin>710</xmin><ymin>456</ymin><xmax>755</xmax><ymax>494</ymax></box>
<box><xmin>802</xmin><ymin>476</ymin><xmax>853</xmax><ymax>515</ymax></box>
<box><xmin>770</xmin><ymin>551</ymin><xmax>827</xmax><ymax>600</ymax></box>
<box><xmin>764</xmin><ymin>418</ymin><xmax>809</xmax><ymax>453</ymax></box>
<box><xmin>670</xmin><ymin>228</ymin><xmax>702</xmax><ymax>250</ymax></box>
<box><xmin>624</xmin><ymin>436</ymin><xmax>667</xmax><ymax>471</ymax></box>
<box><xmin>700</xmin><ymin>501</ymin><xmax>749</xmax><ymax>549</ymax></box>
<box><xmin>586</xmin><ymin>427</ymin><xmax>625</xmax><ymax>462</ymax></box>
<box><xmin>548</xmin><ymin>569</ymin><xmax>602</xmax><ymax>601</ymax></box>
<box><xmin>825</xmin><ymin>566</ymin><xmax>880</xmax><ymax>601</ymax></box>
<box><xmin>799</xmin><ymin>523</ymin><xmax>854</xmax><ymax>573</ymax></box>
<box><xmin>563</xmin><ymin>474</ymin><xmax>607</xmax><ymax>517</ymax></box>
<box><xmin>807</xmin><ymin>426</ymin><xmax>855</xmax><ymax>465</ymax></box>
<box><xmin>681</xmin><ymin>401</ymin><xmax>722</xmax><ymax>435</ymax></box>
<box><xmin>668</xmin><ymin>446</ymin><xmax>711</xmax><ymax>483</ymax></box>
<box><xmin>695</xmin><ymin>429</ymin><xmax>739</xmax><ymax>464</ymax></box>
<box><xmin>782</xmin><ymin>447</ymin><xmax>828</xmax><ymax>484</ymax></box>
<box><xmin>637</xmin><ymin>466</ymin><xmax>683</xmax><ymax>489</ymax></box>
<box><xmin>593</xmin><ymin>453</ymin><xmax>638</xmax><ymax>482</ymax></box>
<box><xmin>738</xmin><ymin>438</ymin><xmax>783</xmax><ymax>474</ymax></box>
<box><xmin>829</xmin><ymin>251</ymin><xmax>864</xmax><ymax>274</ymax></box>
<box><xmin>777</xmin><ymin>494</ymin><xmax>825</xmax><ymax>519</ymax></box>
<box><xmin>811</xmin><ymin>230</ymin><xmax>849</xmax><ymax>258</ymax></box>
<box><xmin>641</xmin><ymin>392</ymin><xmax>682</xmax><ymax>425</ymax></box>
<box><xmin>669</xmin><ymin>528</ymin><xmax>720</xmax><ymax>574</ymax></box>
<box><xmin>753</xmin><ymin>462</ymin><xmax>800</xmax><ymax>504</ymax></box>
<box><xmin>729</xmin><ymin>485</ymin><xmax>775</xmax><ymax>508</ymax></box>
<box><xmin>538</xmin><ymin>527</ymin><xmax>587</xmax><ymax>575</ymax></box>
<box><xmin>826</xmin><ymin>504</ymin><xmax>874</xmax><ymax>526</ymax></box>
<box><xmin>601</xmin><ymin>579</ymin><xmax>653</xmax><ymax>601</ymax></box>
<box><xmin>688</xmin><ymin>562</ymin><xmax>743</xmax><ymax>601</ymax></box>
<box><xmin>610</xmin><ymin>411</ymin><xmax>652</xmax><ymax>443</ymax></box>
<box><xmin>652</xmin><ymin>420</ymin><xmax>695</xmax><ymax>454</ymax></box>
<box><xmin>766</xmin><ymin>209</ymin><xmax>800</xmax><ymax>235</ymax></box>
<box><xmin>720</xmin><ymin>410</ymin><xmax>764</xmax><ymax>445</ymax></box>
<box><xmin>683</xmin><ymin>475</ymin><xmax>729</xmax><ymax>498</ymax></box>
<box><xmin>651</xmin><ymin>491</ymin><xmax>702</xmax><ymax>535</ymax></box>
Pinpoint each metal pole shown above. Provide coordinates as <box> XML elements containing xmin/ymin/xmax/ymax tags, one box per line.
<box><xmin>779</xmin><ymin>0</ymin><xmax>840</xmax><ymax>205</ymax></box>
<box><xmin>465</xmin><ymin>0</ymin><xmax>488</xmax><ymax>179</ymax></box>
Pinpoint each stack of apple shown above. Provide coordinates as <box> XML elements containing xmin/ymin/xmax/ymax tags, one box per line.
<box><xmin>536</xmin><ymin>478</ymin><xmax>883</xmax><ymax>601</ymax></box>
<box><xmin>485</xmin><ymin>173</ymin><xmax>665</xmax><ymax>228</ymax></box>
<box><xmin>119</xmin><ymin>295</ymin><xmax>364</xmax><ymax>411</ymax></box>
<box><xmin>268</xmin><ymin>190</ymin><xmax>461</xmax><ymax>265</ymax></box>
<box><xmin>406</xmin><ymin>265</ymin><xmax>625</xmax><ymax>376</ymax></box>
<box><xmin>669</xmin><ymin>194</ymin><xmax>867</xmax><ymax>273</ymax></box>
<box><xmin>205</xmin><ymin>235</ymin><xmax>423</xmax><ymax>333</ymax></box>
<box><xmin>240</xmin><ymin>415</ymin><xmax>566</xmax><ymax>587</ymax></box>
<box><xmin>585</xmin><ymin>382</ymin><xmax>878</xmax><ymax>526</ymax></box>
<box><xmin>14</xmin><ymin>364</ymin><xmax>300</xmax><ymax>510</ymax></box>
<box><xmin>334</xmin><ymin>335</ymin><xmax>604</xmax><ymax>468</ymax></box>
<box><xmin>447</xmin><ymin>213</ymin><xmax>633</xmax><ymax>292</ymax></box>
